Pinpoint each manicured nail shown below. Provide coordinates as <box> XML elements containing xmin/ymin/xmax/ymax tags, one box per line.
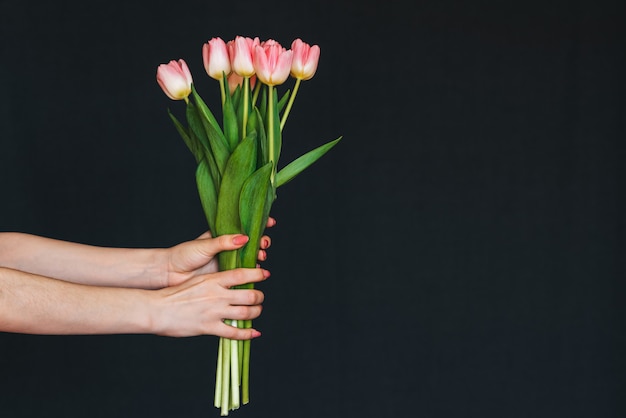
<box><xmin>232</xmin><ymin>235</ymin><xmax>249</xmax><ymax>245</ymax></box>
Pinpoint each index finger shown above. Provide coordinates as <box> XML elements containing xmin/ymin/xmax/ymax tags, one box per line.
<box><xmin>218</xmin><ymin>267</ymin><xmax>271</xmax><ymax>288</ymax></box>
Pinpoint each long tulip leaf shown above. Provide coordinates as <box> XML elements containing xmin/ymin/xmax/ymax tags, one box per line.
<box><xmin>191</xmin><ymin>86</ymin><xmax>224</xmax><ymax>140</ymax></box>
<box><xmin>231</xmin><ymin>85</ymin><xmax>242</xmax><ymax>110</ymax></box>
<box><xmin>277</xmin><ymin>89</ymin><xmax>291</xmax><ymax>114</ymax></box>
<box><xmin>222</xmin><ymin>84</ymin><xmax>239</xmax><ymax>151</ymax></box>
<box><xmin>239</xmin><ymin>162</ymin><xmax>273</xmax><ymax>270</ymax></box>
<box><xmin>215</xmin><ymin>134</ymin><xmax>258</xmax><ymax>270</ymax></box>
<box><xmin>258</xmin><ymin>87</ymin><xmax>267</xmax><ymax>121</ymax></box>
<box><xmin>275</xmin><ymin>137</ymin><xmax>342</xmax><ymax>188</ymax></box>
<box><xmin>196</xmin><ymin>159</ymin><xmax>218</xmax><ymax>236</ymax></box>
<box><xmin>168</xmin><ymin>109</ymin><xmax>202</xmax><ymax>163</ymax></box>
<box><xmin>185</xmin><ymin>102</ymin><xmax>210</xmax><ymax>155</ymax></box>
<box><xmin>191</xmin><ymin>87</ymin><xmax>230</xmax><ymax>174</ymax></box>
<box><xmin>186</xmin><ymin>103</ymin><xmax>221</xmax><ymax>187</ymax></box>
<box><xmin>249</xmin><ymin>109</ymin><xmax>268</xmax><ymax>167</ymax></box>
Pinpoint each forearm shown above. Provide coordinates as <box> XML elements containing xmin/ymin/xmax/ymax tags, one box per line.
<box><xmin>0</xmin><ymin>267</ymin><xmax>153</xmax><ymax>335</ymax></box>
<box><xmin>0</xmin><ymin>266</ymin><xmax>268</xmax><ymax>339</ymax></box>
<box><xmin>0</xmin><ymin>232</ymin><xmax>168</xmax><ymax>289</ymax></box>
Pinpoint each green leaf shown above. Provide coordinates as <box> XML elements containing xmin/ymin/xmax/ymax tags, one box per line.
<box><xmin>186</xmin><ymin>103</ymin><xmax>221</xmax><ymax>186</ymax></box>
<box><xmin>196</xmin><ymin>159</ymin><xmax>218</xmax><ymax>236</ymax></box>
<box><xmin>248</xmin><ymin>108</ymin><xmax>268</xmax><ymax>167</ymax></box>
<box><xmin>239</xmin><ymin>162</ymin><xmax>273</xmax><ymax>270</ymax></box>
<box><xmin>190</xmin><ymin>87</ymin><xmax>230</xmax><ymax>174</ymax></box>
<box><xmin>215</xmin><ymin>134</ymin><xmax>258</xmax><ymax>270</ymax></box>
<box><xmin>191</xmin><ymin>86</ymin><xmax>224</xmax><ymax>138</ymax></box>
<box><xmin>277</xmin><ymin>89</ymin><xmax>291</xmax><ymax>114</ymax></box>
<box><xmin>258</xmin><ymin>87</ymin><xmax>267</xmax><ymax>121</ymax></box>
<box><xmin>222</xmin><ymin>86</ymin><xmax>239</xmax><ymax>151</ymax></box>
<box><xmin>185</xmin><ymin>102</ymin><xmax>210</xmax><ymax>154</ymax></box>
<box><xmin>275</xmin><ymin>136</ymin><xmax>342</xmax><ymax>188</ymax></box>
<box><xmin>168</xmin><ymin>109</ymin><xmax>202</xmax><ymax>163</ymax></box>
<box><xmin>231</xmin><ymin>84</ymin><xmax>242</xmax><ymax>110</ymax></box>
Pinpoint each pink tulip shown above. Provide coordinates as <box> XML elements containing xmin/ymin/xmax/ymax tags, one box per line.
<box><xmin>253</xmin><ymin>40</ymin><xmax>293</xmax><ymax>86</ymax></box>
<box><xmin>290</xmin><ymin>39</ymin><xmax>320</xmax><ymax>80</ymax></box>
<box><xmin>202</xmin><ymin>37</ymin><xmax>231</xmax><ymax>80</ymax></box>
<box><xmin>156</xmin><ymin>59</ymin><xmax>193</xmax><ymax>100</ymax></box>
<box><xmin>230</xmin><ymin>36</ymin><xmax>260</xmax><ymax>78</ymax></box>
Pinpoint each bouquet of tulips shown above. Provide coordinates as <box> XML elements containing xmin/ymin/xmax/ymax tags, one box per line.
<box><xmin>156</xmin><ymin>36</ymin><xmax>341</xmax><ymax>415</ymax></box>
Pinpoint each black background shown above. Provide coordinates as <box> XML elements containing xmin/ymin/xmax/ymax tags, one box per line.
<box><xmin>1</xmin><ymin>0</ymin><xmax>624</xmax><ymax>417</ymax></box>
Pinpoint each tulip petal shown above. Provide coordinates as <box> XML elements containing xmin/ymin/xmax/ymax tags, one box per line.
<box><xmin>253</xmin><ymin>43</ymin><xmax>292</xmax><ymax>86</ymax></box>
<box><xmin>203</xmin><ymin>37</ymin><xmax>231</xmax><ymax>80</ymax></box>
<box><xmin>156</xmin><ymin>59</ymin><xmax>193</xmax><ymax>100</ymax></box>
<box><xmin>232</xmin><ymin>36</ymin><xmax>255</xmax><ymax>77</ymax></box>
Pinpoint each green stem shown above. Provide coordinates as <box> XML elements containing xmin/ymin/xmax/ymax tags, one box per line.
<box><xmin>219</xmin><ymin>76</ymin><xmax>226</xmax><ymax>106</ymax></box>
<box><xmin>242</xmin><ymin>320</ymin><xmax>252</xmax><ymax>404</ymax></box>
<box><xmin>242</xmin><ymin>77</ymin><xmax>250</xmax><ymax>139</ymax></box>
<box><xmin>230</xmin><ymin>332</ymin><xmax>240</xmax><ymax>410</ymax></box>
<box><xmin>268</xmin><ymin>85</ymin><xmax>276</xmax><ymax>184</ymax></box>
<box><xmin>214</xmin><ymin>337</ymin><xmax>224</xmax><ymax>408</ymax></box>
<box><xmin>280</xmin><ymin>78</ymin><xmax>301</xmax><ymax>131</ymax></box>
<box><xmin>220</xmin><ymin>335</ymin><xmax>231</xmax><ymax>416</ymax></box>
<box><xmin>238</xmin><ymin>322</ymin><xmax>244</xmax><ymax>382</ymax></box>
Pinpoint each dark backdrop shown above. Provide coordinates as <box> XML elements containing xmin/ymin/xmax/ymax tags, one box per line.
<box><xmin>0</xmin><ymin>0</ymin><xmax>624</xmax><ymax>417</ymax></box>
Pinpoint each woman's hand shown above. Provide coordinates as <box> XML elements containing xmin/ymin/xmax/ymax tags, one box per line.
<box><xmin>0</xmin><ymin>261</ymin><xmax>269</xmax><ymax>339</ymax></box>
<box><xmin>150</xmin><ymin>266</ymin><xmax>270</xmax><ymax>339</ymax></box>
<box><xmin>165</xmin><ymin>218</ymin><xmax>275</xmax><ymax>287</ymax></box>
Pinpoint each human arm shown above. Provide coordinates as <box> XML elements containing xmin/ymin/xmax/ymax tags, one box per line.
<box><xmin>0</xmin><ymin>235</ymin><xmax>269</xmax><ymax>339</ymax></box>
<box><xmin>0</xmin><ymin>218</ymin><xmax>274</xmax><ymax>289</ymax></box>
<box><xmin>0</xmin><ymin>232</ymin><xmax>167</xmax><ymax>289</ymax></box>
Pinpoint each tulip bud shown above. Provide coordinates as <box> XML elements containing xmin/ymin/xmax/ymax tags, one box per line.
<box><xmin>290</xmin><ymin>39</ymin><xmax>320</xmax><ymax>81</ymax></box>
<box><xmin>156</xmin><ymin>59</ymin><xmax>193</xmax><ymax>100</ymax></box>
<box><xmin>230</xmin><ymin>36</ymin><xmax>260</xmax><ymax>78</ymax></box>
<box><xmin>253</xmin><ymin>40</ymin><xmax>293</xmax><ymax>86</ymax></box>
<box><xmin>202</xmin><ymin>37</ymin><xmax>231</xmax><ymax>80</ymax></box>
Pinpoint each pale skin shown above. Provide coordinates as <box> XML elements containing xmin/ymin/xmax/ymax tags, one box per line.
<box><xmin>0</xmin><ymin>219</ymin><xmax>274</xmax><ymax>340</ymax></box>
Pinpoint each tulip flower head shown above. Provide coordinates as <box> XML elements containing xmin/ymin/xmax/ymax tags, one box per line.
<box><xmin>230</xmin><ymin>36</ymin><xmax>260</xmax><ymax>78</ymax></box>
<box><xmin>202</xmin><ymin>37</ymin><xmax>231</xmax><ymax>80</ymax></box>
<box><xmin>253</xmin><ymin>40</ymin><xmax>293</xmax><ymax>86</ymax></box>
<box><xmin>290</xmin><ymin>39</ymin><xmax>320</xmax><ymax>81</ymax></box>
<box><xmin>157</xmin><ymin>59</ymin><xmax>193</xmax><ymax>101</ymax></box>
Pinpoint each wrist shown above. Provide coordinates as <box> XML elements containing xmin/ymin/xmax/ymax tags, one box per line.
<box><xmin>138</xmin><ymin>289</ymin><xmax>163</xmax><ymax>335</ymax></box>
<box><xmin>142</xmin><ymin>288</ymin><xmax>180</xmax><ymax>337</ymax></box>
<box><xmin>137</xmin><ymin>247</ymin><xmax>171</xmax><ymax>289</ymax></box>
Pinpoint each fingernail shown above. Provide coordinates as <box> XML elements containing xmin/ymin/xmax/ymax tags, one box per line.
<box><xmin>232</xmin><ymin>235</ymin><xmax>249</xmax><ymax>245</ymax></box>
<box><xmin>251</xmin><ymin>330</ymin><xmax>262</xmax><ymax>338</ymax></box>
<box><xmin>262</xmin><ymin>269</ymin><xmax>271</xmax><ymax>278</ymax></box>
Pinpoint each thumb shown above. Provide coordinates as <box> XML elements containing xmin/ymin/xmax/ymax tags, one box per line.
<box><xmin>196</xmin><ymin>234</ymin><xmax>250</xmax><ymax>259</ymax></box>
